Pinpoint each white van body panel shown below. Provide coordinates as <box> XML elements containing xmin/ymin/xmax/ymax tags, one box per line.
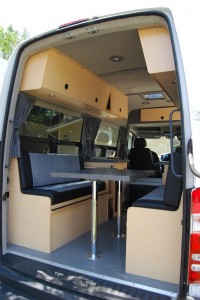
<box><xmin>1</xmin><ymin>4</ymin><xmax>198</xmax><ymax>187</ymax></box>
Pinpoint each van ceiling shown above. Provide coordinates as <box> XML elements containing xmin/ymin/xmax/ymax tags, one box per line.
<box><xmin>56</xmin><ymin>28</ymin><xmax>176</xmax><ymax>113</ymax></box>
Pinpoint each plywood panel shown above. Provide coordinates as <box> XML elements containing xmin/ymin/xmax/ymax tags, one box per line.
<box><xmin>51</xmin><ymin>195</ymin><xmax>108</xmax><ymax>251</ymax></box>
<box><xmin>8</xmin><ymin>159</ymin><xmax>52</xmax><ymax>252</ymax></box>
<box><xmin>126</xmin><ymin>198</ymin><xmax>183</xmax><ymax>284</ymax></box>
<box><xmin>8</xmin><ymin>158</ymin><xmax>108</xmax><ymax>253</ymax></box>
<box><xmin>110</xmin><ymin>87</ymin><xmax>128</xmax><ymax>119</ymax></box>
<box><xmin>20</xmin><ymin>49</ymin><xmax>110</xmax><ymax>110</ymax></box>
<box><xmin>138</xmin><ymin>27</ymin><xmax>175</xmax><ymax>74</ymax></box>
<box><xmin>138</xmin><ymin>27</ymin><xmax>179</xmax><ymax>105</ymax></box>
<box><xmin>141</xmin><ymin>107</ymin><xmax>180</xmax><ymax>122</ymax></box>
<box><xmin>20</xmin><ymin>49</ymin><xmax>128</xmax><ymax>121</ymax></box>
<box><xmin>51</xmin><ymin>200</ymin><xmax>91</xmax><ymax>251</ymax></box>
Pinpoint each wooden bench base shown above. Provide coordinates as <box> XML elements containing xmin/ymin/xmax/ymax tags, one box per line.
<box><xmin>126</xmin><ymin>197</ymin><xmax>182</xmax><ymax>284</ymax></box>
<box><xmin>8</xmin><ymin>159</ymin><xmax>108</xmax><ymax>253</ymax></box>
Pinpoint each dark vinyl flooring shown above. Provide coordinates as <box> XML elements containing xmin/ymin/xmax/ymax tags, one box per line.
<box><xmin>8</xmin><ymin>215</ymin><xmax>178</xmax><ymax>297</ymax></box>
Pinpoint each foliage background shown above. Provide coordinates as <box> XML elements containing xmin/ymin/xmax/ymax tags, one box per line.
<box><xmin>0</xmin><ymin>25</ymin><xmax>29</xmax><ymax>60</ymax></box>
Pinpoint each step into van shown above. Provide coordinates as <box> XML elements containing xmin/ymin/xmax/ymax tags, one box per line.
<box><xmin>0</xmin><ymin>3</ymin><xmax>200</xmax><ymax>299</ymax></box>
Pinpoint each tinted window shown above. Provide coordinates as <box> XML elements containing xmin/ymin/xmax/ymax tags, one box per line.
<box><xmin>94</xmin><ymin>124</ymin><xmax>119</xmax><ymax>157</ymax></box>
<box><xmin>20</xmin><ymin>105</ymin><xmax>83</xmax><ymax>154</ymax></box>
<box><xmin>95</xmin><ymin>124</ymin><xmax>119</xmax><ymax>147</ymax></box>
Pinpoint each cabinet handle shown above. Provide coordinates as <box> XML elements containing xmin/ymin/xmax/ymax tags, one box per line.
<box><xmin>119</xmin><ymin>108</ymin><xmax>121</xmax><ymax>112</ymax></box>
<box><xmin>64</xmin><ymin>84</ymin><xmax>69</xmax><ymax>90</ymax></box>
<box><xmin>95</xmin><ymin>98</ymin><xmax>98</xmax><ymax>103</ymax></box>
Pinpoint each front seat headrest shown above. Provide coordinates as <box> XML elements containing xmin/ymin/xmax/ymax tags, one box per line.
<box><xmin>134</xmin><ymin>138</ymin><xmax>147</xmax><ymax>148</ymax></box>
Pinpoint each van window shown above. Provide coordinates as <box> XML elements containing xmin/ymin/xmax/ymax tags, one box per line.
<box><xmin>20</xmin><ymin>105</ymin><xmax>83</xmax><ymax>154</ymax></box>
<box><xmin>95</xmin><ymin>124</ymin><xmax>119</xmax><ymax>157</ymax></box>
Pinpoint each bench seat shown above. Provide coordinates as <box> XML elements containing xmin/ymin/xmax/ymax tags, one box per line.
<box><xmin>126</xmin><ymin>153</ymin><xmax>183</xmax><ymax>283</ymax></box>
<box><xmin>131</xmin><ymin>153</ymin><xmax>182</xmax><ymax>211</ymax></box>
<box><xmin>18</xmin><ymin>152</ymin><xmax>106</xmax><ymax>206</ymax></box>
<box><xmin>22</xmin><ymin>180</ymin><xmax>106</xmax><ymax>206</ymax></box>
<box><xmin>131</xmin><ymin>185</ymin><xmax>177</xmax><ymax>210</ymax></box>
<box><xmin>9</xmin><ymin>153</ymin><xmax>108</xmax><ymax>253</ymax></box>
<box><xmin>129</xmin><ymin>178</ymin><xmax>161</xmax><ymax>205</ymax></box>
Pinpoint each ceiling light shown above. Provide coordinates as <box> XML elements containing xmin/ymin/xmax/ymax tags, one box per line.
<box><xmin>141</xmin><ymin>93</ymin><xmax>165</xmax><ymax>101</ymax></box>
<box><xmin>109</xmin><ymin>55</ymin><xmax>124</xmax><ymax>62</ymax></box>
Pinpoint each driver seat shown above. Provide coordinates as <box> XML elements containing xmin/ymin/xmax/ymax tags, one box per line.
<box><xmin>129</xmin><ymin>138</ymin><xmax>154</xmax><ymax>170</ymax></box>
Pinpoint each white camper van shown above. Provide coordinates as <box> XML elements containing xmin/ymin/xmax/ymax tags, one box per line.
<box><xmin>0</xmin><ymin>4</ymin><xmax>200</xmax><ymax>299</ymax></box>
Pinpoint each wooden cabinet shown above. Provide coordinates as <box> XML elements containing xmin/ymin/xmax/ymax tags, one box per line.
<box><xmin>138</xmin><ymin>27</ymin><xmax>179</xmax><ymax>106</ymax></box>
<box><xmin>109</xmin><ymin>87</ymin><xmax>128</xmax><ymax>119</ymax></box>
<box><xmin>141</xmin><ymin>107</ymin><xmax>180</xmax><ymax>122</ymax></box>
<box><xmin>20</xmin><ymin>48</ymin><xmax>128</xmax><ymax>120</ymax></box>
<box><xmin>154</xmin><ymin>71</ymin><xmax>178</xmax><ymax>104</ymax></box>
<box><xmin>21</xmin><ymin>49</ymin><xmax>111</xmax><ymax>110</ymax></box>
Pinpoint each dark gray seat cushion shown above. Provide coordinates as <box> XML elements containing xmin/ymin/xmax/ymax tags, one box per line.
<box><xmin>18</xmin><ymin>153</ymin><xmax>84</xmax><ymax>189</ymax></box>
<box><xmin>132</xmin><ymin>186</ymin><xmax>172</xmax><ymax>210</ymax></box>
<box><xmin>132</xmin><ymin>153</ymin><xmax>182</xmax><ymax>211</ymax></box>
<box><xmin>22</xmin><ymin>180</ymin><xmax>106</xmax><ymax>205</ymax></box>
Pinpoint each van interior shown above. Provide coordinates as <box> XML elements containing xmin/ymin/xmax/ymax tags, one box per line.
<box><xmin>3</xmin><ymin>13</ymin><xmax>184</xmax><ymax>299</ymax></box>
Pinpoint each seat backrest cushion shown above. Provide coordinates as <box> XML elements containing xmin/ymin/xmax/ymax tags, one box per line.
<box><xmin>164</xmin><ymin>152</ymin><xmax>182</xmax><ymax>208</ymax></box>
<box><xmin>18</xmin><ymin>153</ymin><xmax>82</xmax><ymax>189</ymax></box>
<box><xmin>134</xmin><ymin>137</ymin><xmax>147</xmax><ymax>148</ymax></box>
<box><xmin>129</xmin><ymin>147</ymin><xmax>153</xmax><ymax>170</ymax></box>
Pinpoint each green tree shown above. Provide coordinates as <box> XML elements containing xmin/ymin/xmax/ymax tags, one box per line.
<box><xmin>0</xmin><ymin>25</ymin><xmax>29</xmax><ymax>60</ymax></box>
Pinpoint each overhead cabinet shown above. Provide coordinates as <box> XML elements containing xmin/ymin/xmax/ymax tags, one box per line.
<box><xmin>138</xmin><ymin>27</ymin><xmax>179</xmax><ymax>106</ymax></box>
<box><xmin>141</xmin><ymin>107</ymin><xmax>180</xmax><ymax>122</ymax></box>
<box><xmin>109</xmin><ymin>87</ymin><xmax>128</xmax><ymax>119</ymax></box>
<box><xmin>20</xmin><ymin>48</ymin><xmax>128</xmax><ymax>120</ymax></box>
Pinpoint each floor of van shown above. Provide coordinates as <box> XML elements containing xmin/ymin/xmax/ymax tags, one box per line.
<box><xmin>6</xmin><ymin>215</ymin><xmax>178</xmax><ymax>298</ymax></box>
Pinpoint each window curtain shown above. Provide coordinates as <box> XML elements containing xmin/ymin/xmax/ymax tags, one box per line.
<box><xmin>11</xmin><ymin>93</ymin><xmax>36</xmax><ymax>158</ymax></box>
<box><xmin>81</xmin><ymin>114</ymin><xmax>101</xmax><ymax>159</ymax></box>
<box><xmin>117</xmin><ymin>126</ymin><xmax>128</xmax><ymax>159</ymax></box>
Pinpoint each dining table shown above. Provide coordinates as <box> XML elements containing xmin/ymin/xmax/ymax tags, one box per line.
<box><xmin>51</xmin><ymin>168</ymin><xmax>155</xmax><ymax>260</ymax></box>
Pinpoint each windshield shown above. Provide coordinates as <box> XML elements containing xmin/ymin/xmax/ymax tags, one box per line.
<box><xmin>145</xmin><ymin>136</ymin><xmax>181</xmax><ymax>158</ymax></box>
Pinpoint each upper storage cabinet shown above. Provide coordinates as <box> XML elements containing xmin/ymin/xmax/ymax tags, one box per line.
<box><xmin>138</xmin><ymin>27</ymin><xmax>179</xmax><ymax>106</ymax></box>
<box><xmin>141</xmin><ymin>107</ymin><xmax>181</xmax><ymax>122</ymax></box>
<box><xmin>20</xmin><ymin>49</ymin><xmax>128</xmax><ymax>120</ymax></box>
<box><xmin>109</xmin><ymin>87</ymin><xmax>128</xmax><ymax>119</ymax></box>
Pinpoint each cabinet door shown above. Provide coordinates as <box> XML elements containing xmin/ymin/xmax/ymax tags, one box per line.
<box><xmin>138</xmin><ymin>27</ymin><xmax>179</xmax><ymax>107</ymax></box>
<box><xmin>21</xmin><ymin>49</ymin><xmax>111</xmax><ymax>111</ymax></box>
<box><xmin>141</xmin><ymin>107</ymin><xmax>180</xmax><ymax>122</ymax></box>
<box><xmin>138</xmin><ymin>27</ymin><xmax>175</xmax><ymax>74</ymax></box>
<box><xmin>154</xmin><ymin>71</ymin><xmax>178</xmax><ymax>105</ymax></box>
<box><xmin>20</xmin><ymin>49</ymin><xmax>129</xmax><ymax>120</ymax></box>
<box><xmin>109</xmin><ymin>87</ymin><xmax>128</xmax><ymax>119</ymax></box>
<box><xmin>44</xmin><ymin>50</ymin><xmax>111</xmax><ymax>110</ymax></box>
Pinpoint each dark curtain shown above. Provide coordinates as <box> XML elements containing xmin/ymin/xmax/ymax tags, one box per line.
<box><xmin>11</xmin><ymin>93</ymin><xmax>36</xmax><ymax>158</ymax></box>
<box><xmin>117</xmin><ymin>126</ymin><xmax>128</xmax><ymax>159</ymax></box>
<box><xmin>81</xmin><ymin>114</ymin><xmax>101</xmax><ymax>159</ymax></box>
